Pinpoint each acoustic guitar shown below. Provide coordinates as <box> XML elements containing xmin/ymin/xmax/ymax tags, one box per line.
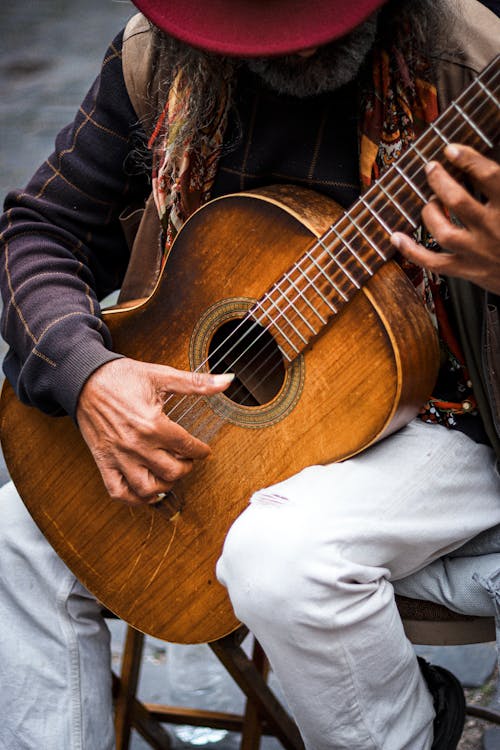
<box><xmin>1</xmin><ymin>56</ymin><xmax>498</xmax><ymax>643</ymax></box>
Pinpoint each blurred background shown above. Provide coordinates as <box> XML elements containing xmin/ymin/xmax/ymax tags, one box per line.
<box><xmin>0</xmin><ymin>2</ymin><xmax>499</xmax><ymax>749</ymax></box>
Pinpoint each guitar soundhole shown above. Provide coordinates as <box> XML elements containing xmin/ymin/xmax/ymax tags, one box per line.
<box><xmin>208</xmin><ymin>318</ymin><xmax>285</xmax><ymax>406</ymax></box>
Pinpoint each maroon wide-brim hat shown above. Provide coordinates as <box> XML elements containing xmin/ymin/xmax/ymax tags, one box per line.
<box><xmin>133</xmin><ymin>0</ymin><xmax>387</xmax><ymax>57</ymax></box>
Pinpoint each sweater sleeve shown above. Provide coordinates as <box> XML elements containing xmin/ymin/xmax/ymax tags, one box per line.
<box><xmin>0</xmin><ymin>31</ymin><xmax>151</xmax><ymax>420</ymax></box>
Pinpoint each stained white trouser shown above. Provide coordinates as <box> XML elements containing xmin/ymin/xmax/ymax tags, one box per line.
<box><xmin>0</xmin><ymin>480</ymin><xmax>115</xmax><ymax>750</ymax></box>
<box><xmin>0</xmin><ymin>420</ymin><xmax>499</xmax><ymax>750</ymax></box>
<box><xmin>216</xmin><ymin>420</ymin><xmax>500</xmax><ymax>750</ymax></box>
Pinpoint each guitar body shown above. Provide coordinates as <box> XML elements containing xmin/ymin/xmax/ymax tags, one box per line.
<box><xmin>0</xmin><ymin>186</ymin><xmax>439</xmax><ymax>643</ymax></box>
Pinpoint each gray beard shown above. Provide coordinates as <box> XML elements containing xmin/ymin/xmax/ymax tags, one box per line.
<box><xmin>245</xmin><ymin>14</ymin><xmax>379</xmax><ymax>98</ymax></box>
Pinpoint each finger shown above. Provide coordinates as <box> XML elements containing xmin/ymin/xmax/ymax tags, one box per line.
<box><xmin>424</xmin><ymin>160</ymin><xmax>484</xmax><ymax>227</ymax></box>
<box><xmin>152</xmin><ymin>367</ymin><xmax>235</xmax><ymax>398</ymax></box>
<box><xmin>421</xmin><ymin>199</ymin><xmax>471</xmax><ymax>255</ymax></box>
<box><xmin>145</xmin><ymin>449</ymin><xmax>194</xmax><ymax>484</ymax></box>
<box><xmin>122</xmin><ymin>464</ymin><xmax>179</xmax><ymax>501</ymax></box>
<box><xmin>101</xmin><ymin>465</ymin><xmax>151</xmax><ymax>506</ymax></box>
<box><xmin>443</xmin><ymin>144</ymin><xmax>500</xmax><ymax>203</ymax></box>
<box><xmin>391</xmin><ymin>232</ymin><xmax>459</xmax><ymax>276</ymax></box>
<box><xmin>155</xmin><ymin>415</ymin><xmax>212</xmax><ymax>460</ymax></box>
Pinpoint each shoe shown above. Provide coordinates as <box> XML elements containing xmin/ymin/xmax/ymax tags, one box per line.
<box><xmin>418</xmin><ymin>657</ymin><xmax>466</xmax><ymax>750</ymax></box>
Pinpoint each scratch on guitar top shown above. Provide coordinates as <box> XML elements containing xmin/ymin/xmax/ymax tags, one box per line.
<box><xmin>142</xmin><ymin>511</ymin><xmax>180</xmax><ymax>593</ymax></box>
<box><xmin>41</xmin><ymin>509</ymin><xmax>101</xmax><ymax>579</ymax></box>
<box><xmin>116</xmin><ymin>509</ymin><xmax>155</xmax><ymax>596</ymax></box>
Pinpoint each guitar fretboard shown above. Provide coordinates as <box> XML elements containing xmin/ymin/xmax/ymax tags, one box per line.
<box><xmin>252</xmin><ymin>55</ymin><xmax>500</xmax><ymax>361</ymax></box>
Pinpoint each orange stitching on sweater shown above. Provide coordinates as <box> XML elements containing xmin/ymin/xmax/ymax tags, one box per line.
<box><xmin>39</xmin><ymin>160</ymin><xmax>113</xmax><ymax>206</ymax></box>
<box><xmin>36</xmin><ymin>310</ymin><xmax>93</xmax><ymax>342</ymax></box>
<box><xmin>3</xmin><ymin>210</ymin><xmax>37</xmax><ymax>344</ymax></box>
<box><xmin>32</xmin><ymin>348</ymin><xmax>57</xmax><ymax>368</ymax></box>
<box><xmin>33</xmin><ymin>102</ymin><xmax>99</xmax><ymax>199</ymax></box>
<box><xmin>78</xmin><ymin>106</ymin><xmax>128</xmax><ymax>143</ymax></box>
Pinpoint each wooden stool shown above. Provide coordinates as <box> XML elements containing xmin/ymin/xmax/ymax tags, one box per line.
<box><xmin>113</xmin><ymin>599</ymin><xmax>500</xmax><ymax>749</ymax></box>
<box><xmin>112</xmin><ymin>625</ymin><xmax>304</xmax><ymax>750</ymax></box>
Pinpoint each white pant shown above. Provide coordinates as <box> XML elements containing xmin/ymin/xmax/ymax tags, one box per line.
<box><xmin>0</xmin><ymin>420</ymin><xmax>499</xmax><ymax>750</ymax></box>
<box><xmin>216</xmin><ymin>420</ymin><xmax>500</xmax><ymax>750</ymax></box>
<box><xmin>0</xmin><ymin>481</ymin><xmax>115</xmax><ymax>750</ymax></box>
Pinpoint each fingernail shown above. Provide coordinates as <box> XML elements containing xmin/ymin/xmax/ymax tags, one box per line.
<box><xmin>391</xmin><ymin>233</ymin><xmax>401</xmax><ymax>248</ymax></box>
<box><xmin>211</xmin><ymin>373</ymin><xmax>235</xmax><ymax>385</ymax></box>
<box><xmin>425</xmin><ymin>161</ymin><xmax>438</xmax><ymax>175</ymax></box>
<box><xmin>445</xmin><ymin>144</ymin><xmax>460</xmax><ymax>161</ymax></box>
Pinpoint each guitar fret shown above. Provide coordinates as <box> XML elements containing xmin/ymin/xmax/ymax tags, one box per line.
<box><xmin>412</xmin><ymin>143</ymin><xmax>430</xmax><ymax>166</ymax></box>
<box><xmin>283</xmin><ymin>269</ymin><xmax>328</xmax><ymax>325</ymax></box>
<box><xmin>275</xmin><ymin>285</ymin><xmax>318</xmax><ymax>335</ymax></box>
<box><xmin>270</xmin><ymin>276</ymin><xmax>320</xmax><ymax>335</ymax></box>
<box><xmin>328</xmin><ymin>222</ymin><xmax>374</xmax><ymax>277</ymax></box>
<box><xmin>393</xmin><ymin>163</ymin><xmax>428</xmax><ymax>204</ymax></box>
<box><xmin>318</xmin><ymin>246</ymin><xmax>352</xmax><ymax>298</ymax></box>
<box><xmin>378</xmin><ymin>181</ymin><xmax>418</xmax><ymax>229</ymax></box>
<box><xmin>359</xmin><ymin>196</ymin><xmax>394</xmax><ymax>239</ymax></box>
<box><xmin>450</xmin><ymin>101</ymin><xmax>494</xmax><ymax>148</ymax></box>
<box><xmin>296</xmin><ymin>258</ymin><xmax>338</xmax><ymax>314</ymax></box>
<box><xmin>318</xmin><ymin>236</ymin><xmax>361</xmax><ymax>289</ymax></box>
<box><xmin>429</xmin><ymin>121</ymin><xmax>450</xmax><ymax>145</ymax></box>
<box><xmin>348</xmin><ymin>213</ymin><xmax>387</xmax><ymax>260</ymax></box>
<box><xmin>257</xmin><ymin>295</ymin><xmax>303</xmax><ymax>352</ymax></box>
<box><xmin>303</xmin><ymin>249</ymin><xmax>339</xmax><ymax>313</ymax></box>
<box><xmin>287</xmin><ymin>268</ymin><xmax>328</xmax><ymax>325</ymax></box>
<box><xmin>265</xmin><ymin>290</ymin><xmax>310</xmax><ymax>344</ymax></box>
<box><xmin>476</xmin><ymin>77</ymin><xmax>500</xmax><ymax>109</ymax></box>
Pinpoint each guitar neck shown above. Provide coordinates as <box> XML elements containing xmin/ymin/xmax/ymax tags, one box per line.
<box><xmin>253</xmin><ymin>55</ymin><xmax>500</xmax><ymax>361</ymax></box>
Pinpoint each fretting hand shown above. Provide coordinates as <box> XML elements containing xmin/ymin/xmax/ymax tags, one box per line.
<box><xmin>76</xmin><ymin>357</ymin><xmax>233</xmax><ymax>506</ymax></box>
<box><xmin>391</xmin><ymin>144</ymin><xmax>500</xmax><ymax>294</ymax></box>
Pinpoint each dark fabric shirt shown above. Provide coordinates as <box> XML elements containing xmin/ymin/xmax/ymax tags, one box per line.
<box><xmin>0</xmin><ymin>33</ymin><xmax>148</xmax><ymax>418</ymax></box>
<box><xmin>213</xmin><ymin>67</ymin><xmax>360</xmax><ymax>209</ymax></box>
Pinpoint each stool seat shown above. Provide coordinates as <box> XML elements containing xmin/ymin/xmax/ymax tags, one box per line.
<box><xmin>396</xmin><ymin>595</ymin><xmax>496</xmax><ymax>645</ymax></box>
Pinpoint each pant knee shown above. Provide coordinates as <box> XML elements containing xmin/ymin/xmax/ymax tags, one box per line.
<box><xmin>218</xmin><ymin>498</ymin><xmax>307</xmax><ymax>624</ymax></box>
<box><xmin>217</xmin><ymin>491</ymin><xmax>385</xmax><ymax>633</ymax></box>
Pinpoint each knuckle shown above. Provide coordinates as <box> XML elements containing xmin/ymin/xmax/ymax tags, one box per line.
<box><xmin>177</xmin><ymin>432</ymin><xmax>195</xmax><ymax>454</ymax></box>
<box><xmin>447</xmin><ymin>194</ymin><xmax>468</xmax><ymax>215</ymax></box>
<box><xmin>433</xmin><ymin>226</ymin><xmax>455</xmax><ymax>249</ymax></box>
<box><xmin>133</xmin><ymin>480</ymin><xmax>154</xmax><ymax>499</ymax></box>
<box><xmin>108</xmin><ymin>485</ymin><xmax>130</xmax><ymax>503</ymax></box>
<box><xmin>165</xmin><ymin>465</ymin><xmax>185</xmax><ymax>482</ymax></box>
<box><xmin>485</xmin><ymin>163</ymin><xmax>500</xmax><ymax>183</ymax></box>
<box><xmin>190</xmin><ymin>370</ymin><xmax>207</xmax><ymax>390</ymax></box>
<box><xmin>159</xmin><ymin>457</ymin><xmax>187</xmax><ymax>482</ymax></box>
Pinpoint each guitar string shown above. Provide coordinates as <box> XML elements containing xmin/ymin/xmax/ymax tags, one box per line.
<box><xmin>165</xmin><ymin>66</ymin><xmax>498</xmax><ymax>412</ymax></box>
<box><xmin>166</xmin><ymin>69</ymin><xmax>498</xmax><ymax>423</ymax></box>
<box><xmin>171</xmin><ymin>65</ymin><xmax>500</xmax><ymax>404</ymax></box>
<box><xmin>166</xmin><ymin>68</ymin><xmax>499</xmax><ymax>423</ymax></box>
<box><xmin>164</xmin><ymin>69</ymin><xmax>499</xmax><ymax>423</ymax></box>
<box><xmin>221</xmin><ymin>71</ymin><xmax>500</xmax><ymax>408</ymax></box>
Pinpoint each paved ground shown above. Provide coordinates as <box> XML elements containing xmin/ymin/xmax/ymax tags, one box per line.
<box><xmin>0</xmin><ymin>2</ymin><xmax>499</xmax><ymax>748</ymax></box>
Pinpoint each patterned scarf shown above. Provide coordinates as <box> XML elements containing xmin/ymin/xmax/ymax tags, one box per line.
<box><xmin>148</xmin><ymin>68</ymin><xmax>232</xmax><ymax>254</ymax></box>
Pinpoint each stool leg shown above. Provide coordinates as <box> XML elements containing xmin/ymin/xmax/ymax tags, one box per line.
<box><xmin>114</xmin><ymin>626</ymin><xmax>145</xmax><ymax>750</ymax></box>
<box><xmin>210</xmin><ymin>631</ymin><xmax>304</xmax><ymax>750</ymax></box>
<box><xmin>240</xmin><ymin>639</ymin><xmax>269</xmax><ymax>750</ymax></box>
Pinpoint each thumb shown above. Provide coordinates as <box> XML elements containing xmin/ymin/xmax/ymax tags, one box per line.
<box><xmin>154</xmin><ymin>366</ymin><xmax>235</xmax><ymax>397</ymax></box>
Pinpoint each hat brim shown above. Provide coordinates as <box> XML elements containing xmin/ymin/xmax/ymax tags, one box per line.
<box><xmin>133</xmin><ymin>0</ymin><xmax>387</xmax><ymax>57</ymax></box>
